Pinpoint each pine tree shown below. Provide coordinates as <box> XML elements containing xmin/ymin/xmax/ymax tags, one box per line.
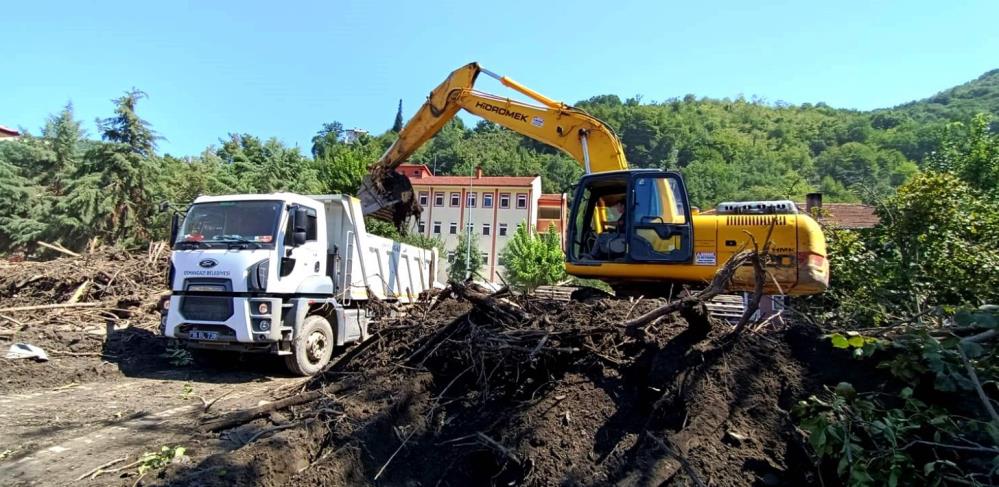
<box><xmin>62</xmin><ymin>89</ymin><xmax>162</xmax><ymax>245</ymax></box>
<box><xmin>40</xmin><ymin>103</ymin><xmax>84</xmax><ymax>194</ymax></box>
<box><xmin>392</xmin><ymin>99</ymin><xmax>404</xmax><ymax>133</ymax></box>
<box><xmin>0</xmin><ymin>153</ymin><xmax>45</xmax><ymax>251</ymax></box>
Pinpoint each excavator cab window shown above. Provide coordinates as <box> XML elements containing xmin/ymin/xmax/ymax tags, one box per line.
<box><xmin>628</xmin><ymin>174</ymin><xmax>693</xmax><ymax>262</ymax></box>
<box><xmin>568</xmin><ymin>171</ymin><xmax>693</xmax><ymax>264</ymax></box>
<box><xmin>568</xmin><ymin>175</ymin><xmax>629</xmax><ymax>262</ymax></box>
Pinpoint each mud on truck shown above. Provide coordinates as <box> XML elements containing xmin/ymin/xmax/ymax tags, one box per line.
<box><xmin>162</xmin><ymin>193</ymin><xmax>439</xmax><ymax>375</ymax></box>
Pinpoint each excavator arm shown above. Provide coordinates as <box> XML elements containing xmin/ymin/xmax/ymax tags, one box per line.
<box><xmin>359</xmin><ymin>62</ymin><xmax>628</xmax><ymax>225</ymax></box>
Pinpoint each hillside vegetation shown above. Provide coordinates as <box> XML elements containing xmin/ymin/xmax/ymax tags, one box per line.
<box><xmin>2</xmin><ymin>70</ymin><xmax>998</xmax><ymax>252</ymax></box>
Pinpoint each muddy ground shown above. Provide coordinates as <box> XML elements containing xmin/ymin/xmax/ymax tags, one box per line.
<box><xmin>1</xmin><ymin>251</ymin><xmax>866</xmax><ymax>486</ymax></box>
<box><xmin>0</xmin><ymin>250</ymin><xmax>308</xmax><ymax>486</ymax></box>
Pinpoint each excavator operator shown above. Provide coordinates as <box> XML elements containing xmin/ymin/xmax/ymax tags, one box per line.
<box><xmin>586</xmin><ymin>197</ymin><xmax>628</xmax><ymax>261</ymax></box>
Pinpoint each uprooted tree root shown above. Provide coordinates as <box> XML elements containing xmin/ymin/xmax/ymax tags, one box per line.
<box><xmin>171</xmin><ymin>250</ymin><xmax>848</xmax><ymax>486</ymax></box>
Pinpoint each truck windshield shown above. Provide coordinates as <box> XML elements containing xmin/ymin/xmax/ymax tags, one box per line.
<box><xmin>175</xmin><ymin>200</ymin><xmax>283</xmax><ymax>249</ymax></box>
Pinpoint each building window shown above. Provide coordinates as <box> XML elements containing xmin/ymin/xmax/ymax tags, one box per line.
<box><xmin>497</xmin><ymin>256</ymin><xmax>505</xmax><ymax>266</ymax></box>
<box><xmin>483</xmin><ymin>193</ymin><xmax>493</xmax><ymax>208</ymax></box>
<box><xmin>517</xmin><ymin>193</ymin><xmax>528</xmax><ymax>209</ymax></box>
<box><xmin>467</xmin><ymin>192</ymin><xmax>477</xmax><ymax>208</ymax></box>
<box><xmin>432</xmin><ymin>221</ymin><xmax>441</xmax><ymax>234</ymax></box>
<box><xmin>418</xmin><ymin>220</ymin><xmax>426</xmax><ymax>233</ymax></box>
<box><xmin>499</xmin><ymin>223</ymin><xmax>508</xmax><ymax>236</ymax></box>
<box><xmin>499</xmin><ymin>193</ymin><xmax>510</xmax><ymax>209</ymax></box>
<box><xmin>481</xmin><ymin>252</ymin><xmax>489</xmax><ymax>264</ymax></box>
<box><xmin>465</xmin><ymin>222</ymin><xmax>473</xmax><ymax>234</ymax></box>
<box><xmin>482</xmin><ymin>223</ymin><xmax>491</xmax><ymax>236</ymax></box>
<box><xmin>447</xmin><ymin>251</ymin><xmax>455</xmax><ymax>263</ymax></box>
<box><xmin>434</xmin><ymin>192</ymin><xmax>444</xmax><ymax>207</ymax></box>
<box><xmin>418</xmin><ymin>191</ymin><xmax>429</xmax><ymax>206</ymax></box>
<box><xmin>538</xmin><ymin>206</ymin><xmax>561</xmax><ymax>219</ymax></box>
<box><xmin>449</xmin><ymin>222</ymin><xmax>458</xmax><ymax>234</ymax></box>
<box><xmin>450</xmin><ymin>192</ymin><xmax>460</xmax><ymax>207</ymax></box>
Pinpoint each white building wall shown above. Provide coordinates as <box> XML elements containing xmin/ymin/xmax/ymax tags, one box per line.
<box><xmin>410</xmin><ymin>179</ymin><xmax>540</xmax><ymax>283</ymax></box>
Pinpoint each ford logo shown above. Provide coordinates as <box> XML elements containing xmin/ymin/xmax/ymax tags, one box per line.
<box><xmin>199</xmin><ymin>259</ymin><xmax>218</xmax><ymax>268</ymax></box>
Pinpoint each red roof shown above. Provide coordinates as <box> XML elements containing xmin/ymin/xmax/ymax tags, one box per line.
<box><xmin>0</xmin><ymin>126</ymin><xmax>20</xmax><ymax>137</ymax></box>
<box><xmin>798</xmin><ymin>203</ymin><xmax>880</xmax><ymax>229</ymax></box>
<box><xmin>407</xmin><ymin>175</ymin><xmax>538</xmax><ymax>187</ymax></box>
<box><xmin>396</xmin><ymin>163</ymin><xmax>537</xmax><ymax>187</ymax></box>
<box><xmin>539</xmin><ymin>194</ymin><xmax>566</xmax><ymax>205</ymax></box>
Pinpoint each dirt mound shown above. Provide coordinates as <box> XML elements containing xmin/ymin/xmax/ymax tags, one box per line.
<box><xmin>168</xmin><ymin>286</ymin><xmax>848</xmax><ymax>486</ymax></box>
<box><xmin>0</xmin><ymin>246</ymin><xmax>170</xmax><ymax>393</ymax></box>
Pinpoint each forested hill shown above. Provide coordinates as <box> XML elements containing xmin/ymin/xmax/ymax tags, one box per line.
<box><xmin>891</xmin><ymin>68</ymin><xmax>999</xmax><ymax>122</ymax></box>
<box><xmin>0</xmin><ymin>70</ymin><xmax>996</xmax><ymax>251</ymax></box>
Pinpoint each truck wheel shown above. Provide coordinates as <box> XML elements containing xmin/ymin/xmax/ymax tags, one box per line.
<box><xmin>284</xmin><ymin>315</ymin><xmax>334</xmax><ymax>376</ymax></box>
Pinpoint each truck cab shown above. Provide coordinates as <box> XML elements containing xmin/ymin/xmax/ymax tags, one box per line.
<box><xmin>162</xmin><ymin>193</ymin><xmax>438</xmax><ymax>375</ymax></box>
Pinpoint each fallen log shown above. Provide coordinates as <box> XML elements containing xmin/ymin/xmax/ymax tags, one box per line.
<box><xmin>202</xmin><ymin>386</ymin><xmax>345</xmax><ymax>432</ymax></box>
<box><xmin>37</xmin><ymin>241</ymin><xmax>80</xmax><ymax>257</ymax></box>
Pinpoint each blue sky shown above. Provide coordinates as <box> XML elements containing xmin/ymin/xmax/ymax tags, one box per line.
<box><xmin>4</xmin><ymin>0</ymin><xmax>997</xmax><ymax>156</ymax></box>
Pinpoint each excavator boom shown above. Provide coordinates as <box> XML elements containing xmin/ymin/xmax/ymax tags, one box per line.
<box><xmin>358</xmin><ymin>63</ymin><xmax>626</xmax><ymax>224</ymax></box>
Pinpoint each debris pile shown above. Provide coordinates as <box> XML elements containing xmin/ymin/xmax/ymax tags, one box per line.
<box><xmin>175</xmin><ymin>272</ymin><xmax>844</xmax><ymax>486</ymax></box>
<box><xmin>0</xmin><ymin>244</ymin><xmax>169</xmax><ymax>391</ymax></box>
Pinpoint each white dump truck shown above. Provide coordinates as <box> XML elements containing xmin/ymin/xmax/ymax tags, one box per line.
<box><xmin>162</xmin><ymin>193</ymin><xmax>439</xmax><ymax>375</ymax></box>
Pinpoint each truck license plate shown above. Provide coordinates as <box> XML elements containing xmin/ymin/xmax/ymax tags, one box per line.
<box><xmin>190</xmin><ymin>331</ymin><xmax>219</xmax><ymax>341</ymax></box>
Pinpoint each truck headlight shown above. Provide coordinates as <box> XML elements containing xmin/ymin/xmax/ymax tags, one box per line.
<box><xmin>248</xmin><ymin>259</ymin><xmax>269</xmax><ymax>291</ymax></box>
<box><xmin>259</xmin><ymin>319</ymin><xmax>271</xmax><ymax>331</ymax></box>
<box><xmin>258</xmin><ymin>302</ymin><xmax>269</xmax><ymax>314</ymax></box>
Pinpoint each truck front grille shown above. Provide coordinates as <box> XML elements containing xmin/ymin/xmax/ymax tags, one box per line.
<box><xmin>179</xmin><ymin>295</ymin><xmax>234</xmax><ymax>321</ymax></box>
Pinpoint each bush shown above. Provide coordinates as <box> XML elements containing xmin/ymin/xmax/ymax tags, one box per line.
<box><xmin>499</xmin><ymin>223</ymin><xmax>566</xmax><ymax>293</ymax></box>
<box><xmin>796</xmin><ymin>114</ymin><xmax>999</xmax><ymax>486</ymax></box>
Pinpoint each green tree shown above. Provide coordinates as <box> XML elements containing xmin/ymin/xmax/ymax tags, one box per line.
<box><xmin>500</xmin><ymin>223</ymin><xmax>566</xmax><ymax>292</ymax></box>
<box><xmin>58</xmin><ymin>89</ymin><xmax>162</xmax><ymax>245</ymax></box>
<box><xmin>38</xmin><ymin>103</ymin><xmax>84</xmax><ymax>193</ymax></box>
<box><xmin>448</xmin><ymin>231</ymin><xmax>483</xmax><ymax>282</ymax></box>
<box><xmin>316</xmin><ymin>135</ymin><xmax>383</xmax><ymax>195</ymax></box>
<box><xmin>97</xmin><ymin>89</ymin><xmax>158</xmax><ymax>156</ymax></box>
<box><xmin>311</xmin><ymin>121</ymin><xmax>343</xmax><ymax>159</ymax></box>
<box><xmin>929</xmin><ymin>113</ymin><xmax>999</xmax><ymax>193</ymax></box>
<box><xmin>0</xmin><ymin>152</ymin><xmax>46</xmax><ymax>251</ymax></box>
<box><xmin>392</xmin><ymin>99</ymin><xmax>404</xmax><ymax>133</ymax></box>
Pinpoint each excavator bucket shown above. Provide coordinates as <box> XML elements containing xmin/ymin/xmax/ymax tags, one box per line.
<box><xmin>358</xmin><ymin>170</ymin><xmax>421</xmax><ymax>231</ymax></box>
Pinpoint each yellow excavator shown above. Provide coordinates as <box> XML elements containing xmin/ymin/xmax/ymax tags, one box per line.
<box><xmin>359</xmin><ymin>63</ymin><xmax>828</xmax><ymax>296</ymax></box>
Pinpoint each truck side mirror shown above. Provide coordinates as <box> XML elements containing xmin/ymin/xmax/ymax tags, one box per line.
<box><xmin>169</xmin><ymin>213</ymin><xmax>181</xmax><ymax>243</ymax></box>
<box><xmin>291</xmin><ymin>206</ymin><xmax>308</xmax><ymax>246</ymax></box>
<box><xmin>293</xmin><ymin>207</ymin><xmax>308</xmax><ymax>232</ymax></box>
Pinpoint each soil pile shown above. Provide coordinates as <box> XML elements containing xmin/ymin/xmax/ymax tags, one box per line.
<box><xmin>170</xmin><ymin>285</ymin><xmax>850</xmax><ymax>486</ymax></box>
<box><xmin>0</xmin><ymin>246</ymin><xmax>169</xmax><ymax>392</ymax></box>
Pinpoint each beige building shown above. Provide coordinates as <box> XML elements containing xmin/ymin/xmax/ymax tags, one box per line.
<box><xmin>398</xmin><ymin>163</ymin><xmax>559</xmax><ymax>283</ymax></box>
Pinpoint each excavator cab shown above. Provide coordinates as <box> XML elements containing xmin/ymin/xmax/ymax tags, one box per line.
<box><xmin>567</xmin><ymin>170</ymin><xmax>693</xmax><ymax>266</ymax></box>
